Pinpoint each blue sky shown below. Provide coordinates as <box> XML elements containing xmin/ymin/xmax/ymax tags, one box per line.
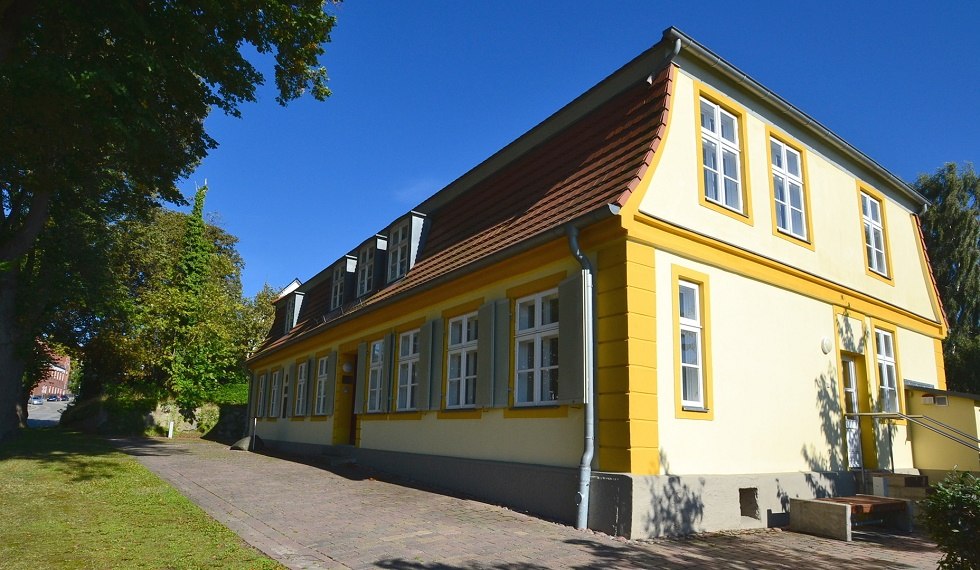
<box><xmin>178</xmin><ymin>1</ymin><xmax>980</xmax><ymax>297</ymax></box>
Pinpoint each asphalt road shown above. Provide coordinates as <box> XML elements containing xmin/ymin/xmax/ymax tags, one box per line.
<box><xmin>26</xmin><ymin>399</ymin><xmax>69</xmax><ymax>428</ymax></box>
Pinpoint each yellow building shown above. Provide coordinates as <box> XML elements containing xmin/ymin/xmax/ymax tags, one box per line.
<box><xmin>247</xmin><ymin>28</ymin><xmax>949</xmax><ymax>537</ymax></box>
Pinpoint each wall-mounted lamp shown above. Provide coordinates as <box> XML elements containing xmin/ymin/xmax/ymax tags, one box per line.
<box><xmin>820</xmin><ymin>337</ymin><xmax>832</xmax><ymax>355</ymax></box>
<box><xmin>342</xmin><ymin>362</ymin><xmax>353</xmax><ymax>374</ymax></box>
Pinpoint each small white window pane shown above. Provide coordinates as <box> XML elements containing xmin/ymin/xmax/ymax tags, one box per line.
<box><xmin>724</xmin><ymin>178</ymin><xmax>740</xmax><ymax>210</ymax></box>
<box><xmin>679</xmin><ymin>285</ymin><xmax>698</xmax><ymax>321</ymax></box>
<box><xmin>517</xmin><ymin>371</ymin><xmax>534</xmax><ymax>403</ymax></box>
<box><xmin>465</xmin><ymin>352</ymin><xmax>478</xmax><ymax>376</ymax></box>
<box><xmin>720</xmin><ymin>112</ymin><xmax>736</xmax><ymax>143</ymax></box>
<box><xmin>791</xmin><ymin>210</ymin><xmax>805</xmax><ymax>234</ymax></box>
<box><xmin>541</xmin><ymin>293</ymin><xmax>559</xmax><ymax>326</ymax></box>
<box><xmin>771</xmin><ymin>141</ymin><xmax>783</xmax><ymax>168</ymax></box>
<box><xmin>700</xmin><ymin>100</ymin><xmax>716</xmax><ymax>132</ymax></box>
<box><xmin>682</xmin><ymin>367</ymin><xmax>701</xmax><ymax>403</ymax></box>
<box><xmin>518</xmin><ymin>300</ymin><xmax>535</xmax><ymax>330</ymax></box>
<box><xmin>449</xmin><ymin>353</ymin><xmax>461</xmax><ymax>379</ymax></box>
<box><xmin>774</xmin><ymin>175</ymin><xmax>785</xmax><ymax>202</ymax></box>
<box><xmin>681</xmin><ymin>330</ymin><xmax>700</xmax><ymax>365</ymax></box>
<box><xmin>542</xmin><ymin>336</ymin><xmax>559</xmax><ymax>367</ymax></box>
<box><xmin>703</xmin><ymin>139</ymin><xmax>718</xmax><ymax>170</ymax></box>
<box><xmin>542</xmin><ymin>368</ymin><xmax>558</xmax><ymax>401</ymax></box>
<box><xmin>466</xmin><ymin>317</ymin><xmax>478</xmax><ymax>342</ymax></box>
<box><xmin>464</xmin><ymin>376</ymin><xmax>476</xmax><ymax>405</ymax></box>
<box><xmin>447</xmin><ymin>380</ymin><xmax>460</xmax><ymax>407</ymax></box>
<box><xmin>450</xmin><ymin>320</ymin><xmax>463</xmax><ymax>345</ymax></box>
<box><xmin>704</xmin><ymin>168</ymin><xmax>719</xmax><ymax>201</ymax></box>
<box><xmin>518</xmin><ymin>340</ymin><xmax>535</xmax><ymax>370</ymax></box>
<box><xmin>722</xmin><ymin>149</ymin><xmax>739</xmax><ymax>178</ymax></box>
<box><xmin>786</xmin><ymin>149</ymin><xmax>800</xmax><ymax>176</ymax></box>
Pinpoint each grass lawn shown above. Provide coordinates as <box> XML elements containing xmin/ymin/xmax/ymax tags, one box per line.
<box><xmin>0</xmin><ymin>428</ymin><xmax>282</xmax><ymax>570</ymax></box>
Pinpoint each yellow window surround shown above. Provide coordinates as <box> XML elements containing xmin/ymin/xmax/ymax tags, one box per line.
<box><xmin>765</xmin><ymin>127</ymin><xmax>815</xmax><ymax>250</ymax></box>
<box><xmin>693</xmin><ymin>81</ymin><xmax>754</xmax><ymax>226</ymax></box>
<box><xmin>856</xmin><ymin>182</ymin><xmax>895</xmax><ymax>286</ymax></box>
<box><xmin>870</xmin><ymin>319</ymin><xmax>906</xmax><ymax>423</ymax></box>
<box><xmin>671</xmin><ymin>264</ymin><xmax>714</xmax><ymax>420</ymax></box>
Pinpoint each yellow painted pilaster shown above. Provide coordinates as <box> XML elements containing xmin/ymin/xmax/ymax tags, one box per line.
<box><xmin>596</xmin><ymin>238</ymin><xmax>659</xmax><ymax>474</ymax></box>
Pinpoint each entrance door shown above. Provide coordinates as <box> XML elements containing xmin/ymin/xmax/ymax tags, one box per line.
<box><xmin>331</xmin><ymin>354</ymin><xmax>357</xmax><ymax>445</ymax></box>
<box><xmin>841</xmin><ymin>357</ymin><xmax>863</xmax><ymax>469</ymax></box>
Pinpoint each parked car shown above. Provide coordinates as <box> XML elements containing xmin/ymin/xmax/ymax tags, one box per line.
<box><xmin>60</xmin><ymin>395</ymin><xmax>69</xmax><ymax>401</ymax></box>
<box><xmin>46</xmin><ymin>395</ymin><xmax>58</xmax><ymax>401</ymax></box>
<box><xmin>29</xmin><ymin>395</ymin><xmax>43</xmax><ymax>405</ymax></box>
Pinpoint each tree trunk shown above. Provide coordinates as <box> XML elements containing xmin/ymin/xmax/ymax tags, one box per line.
<box><xmin>0</xmin><ymin>267</ymin><xmax>26</xmax><ymax>442</ymax></box>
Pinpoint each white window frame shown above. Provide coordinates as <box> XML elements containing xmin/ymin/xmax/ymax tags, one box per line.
<box><xmin>678</xmin><ymin>280</ymin><xmax>705</xmax><ymax>409</ymax></box>
<box><xmin>387</xmin><ymin>221</ymin><xmax>411</xmax><ymax>282</ymax></box>
<box><xmin>357</xmin><ymin>246</ymin><xmax>375</xmax><ymax>296</ymax></box>
<box><xmin>283</xmin><ymin>296</ymin><xmax>295</xmax><ymax>335</ymax></box>
<box><xmin>447</xmin><ymin>312</ymin><xmax>478</xmax><ymax>409</ymax></box>
<box><xmin>514</xmin><ymin>289</ymin><xmax>559</xmax><ymax>405</ymax></box>
<box><xmin>256</xmin><ymin>374</ymin><xmax>267</xmax><ymax>418</ymax></box>
<box><xmin>875</xmin><ymin>330</ymin><xmax>899</xmax><ymax>413</ymax></box>
<box><xmin>295</xmin><ymin>362</ymin><xmax>308</xmax><ymax>416</ymax></box>
<box><xmin>367</xmin><ymin>339</ymin><xmax>384</xmax><ymax>412</ymax></box>
<box><xmin>315</xmin><ymin>356</ymin><xmax>330</xmax><ymax>415</ymax></box>
<box><xmin>861</xmin><ymin>192</ymin><xmax>888</xmax><ymax>277</ymax></box>
<box><xmin>771</xmin><ymin>138</ymin><xmax>807</xmax><ymax>239</ymax></box>
<box><xmin>700</xmin><ymin>97</ymin><xmax>743</xmax><ymax>213</ymax></box>
<box><xmin>396</xmin><ymin>330</ymin><xmax>420</xmax><ymax>410</ymax></box>
<box><xmin>330</xmin><ymin>265</ymin><xmax>344</xmax><ymax>310</ymax></box>
<box><xmin>269</xmin><ymin>370</ymin><xmax>281</xmax><ymax>417</ymax></box>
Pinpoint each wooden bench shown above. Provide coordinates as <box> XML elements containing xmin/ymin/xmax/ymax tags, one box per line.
<box><xmin>789</xmin><ymin>495</ymin><xmax>912</xmax><ymax>541</ymax></box>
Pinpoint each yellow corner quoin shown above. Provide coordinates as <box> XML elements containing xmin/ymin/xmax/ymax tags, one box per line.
<box><xmin>856</xmin><ymin>182</ymin><xmax>895</xmax><ymax>286</ymax></box>
<box><xmin>632</xmin><ymin>213</ymin><xmax>944</xmax><ymax>339</ymax></box>
<box><xmin>765</xmin><ymin>126</ymin><xmax>815</xmax><ymax>250</ymax></box>
<box><xmin>671</xmin><ymin>264</ymin><xmax>714</xmax><ymax>421</ymax></box>
<box><xmin>692</xmin><ymin>80</ymin><xmax>754</xmax><ymax>227</ymax></box>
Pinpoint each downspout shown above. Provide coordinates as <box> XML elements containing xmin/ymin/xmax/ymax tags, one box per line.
<box><xmin>567</xmin><ymin>225</ymin><xmax>596</xmax><ymax>530</ymax></box>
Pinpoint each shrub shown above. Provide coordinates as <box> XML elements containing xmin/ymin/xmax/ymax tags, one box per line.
<box><xmin>211</xmin><ymin>383</ymin><xmax>249</xmax><ymax>405</ymax></box>
<box><xmin>918</xmin><ymin>471</ymin><xmax>980</xmax><ymax>569</ymax></box>
<box><xmin>196</xmin><ymin>403</ymin><xmax>220</xmax><ymax>434</ymax></box>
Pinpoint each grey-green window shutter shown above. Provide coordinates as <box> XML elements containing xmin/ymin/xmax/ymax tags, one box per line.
<box><xmin>383</xmin><ymin>332</ymin><xmax>395</xmax><ymax>412</ymax></box>
<box><xmin>475</xmin><ymin>302</ymin><xmax>495</xmax><ymax>407</ymax></box>
<box><xmin>284</xmin><ymin>363</ymin><xmax>294</xmax><ymax>417</ymax></box>
<box><xmin>306</xmin><ymin>357</ymin><xmax>315</xmax><ymax>417</ymax></box>
<box><xmin>324</xmin><ymin>351</ymin><xmax>338</xmax><ymax>415</ymax></box>
<box><xmin>417</xmin><ymin>319</ymin><xmax>444</xmax><ymax>411</ymax></box>
<box><xmin>492</xmin><ymin>298</ymin><xmax>511</xmax><ymax>407</ymax></box>
<box><xmin>354</xmin><ymin>342</ymin><xmax>367</xmax><ymax>414</ymax></box>
<box><xmin>557</xmin><ymin>271</ymin><xmax>585</xmax><ymax>403</ymax></box>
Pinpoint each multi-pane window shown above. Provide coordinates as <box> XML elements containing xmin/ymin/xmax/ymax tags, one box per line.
<box><xmin>447</xmin><ymin>313</ymin><xmax>478</xmax><ymax>408</ymax></box>
<box><xmin>280</xmin><ymin>370</ymin><xmax>290</xmax><ymax>419</ymax></box>
<box><xmin>269</xmin><ymin>371</ymin><xmax>281</xmax><ymax>417</ymax></box>
<box><xmin>678</xmin><ymin>281</ymin><xmax>705</xmax><ymax>409</ymax></box>
<box><xmin>388</xmin><ymin>222</ymin><xmax>411</xmax><ymax>282</ymax></box>
<box><xmin>283</xmin><ymin>296</ymin><xmax>295</xmax><ymax>335</ymax></box>
<box><xmin>295</xmin><ymin>362</ymin><xmax>308</xmax><ymax>416</ymax></box>
<box><xmin>396</xmin><ymin>330</ymin><xmax>420</xmax><ymax>410</ymax></box>
<box><xmin>861</xmin><ymin>192</ymin><xmax>888</xmax><ymax>277</ymax></box>
<box><xmin>256</xmin><ymin>374</ymin><xmax>267</xmax><ymax>418</ymax></box>
<box><xmin>771</xmin><ymin>138</ymin><xmax>807</xmax><ymax>239</ymax></box>
<box><xmin>875</xmin><ymin>330</ymin><xmax>898</xmax><ymax>413</ymax></box>
<box><xmin>367</xmin><ymin>339</ymin><xmax>384</xmax><ymax>412</ymax></box>
<box><xmin>330</xmin><ymin>265</ymin><xmax>344</xmax><ymax>310</ymax></box>
<box><xmin>700</xmin><ymin>98</ymin><xmax>743</xmax><ymax>213</ymax></box>
<box><xmin>515</xmin><ymin>290</ymin><xmax>559</xmax><ymax>405</ymax></box>
<box><xmin>357</xmin><ymin>246</ymin><xmax>375</xmax><ymax>296</ymax></box>
<box><xmin>315</xmin><ymin>356</ymin><xmax>330</xmax><ymax>415</ymax></box>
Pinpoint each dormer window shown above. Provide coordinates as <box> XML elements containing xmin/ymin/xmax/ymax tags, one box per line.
<box><xmin>282</xmin><ymin>292</ymin><xmax>304</xmax><ymax>335</ymax></box>
<box><xmin>388</xmin><ymin>221</ymin><xmax>411</xmax><ymax>281</ymax></box>
<box><xmin>356</xmin><ymin>245</ymin><xmax>375</xmax><ymax>296</ymax></box>
<box><xmin>330</xmin><ymin>264</ymin><xmax>345</xmax><ymax>310</ymax></box>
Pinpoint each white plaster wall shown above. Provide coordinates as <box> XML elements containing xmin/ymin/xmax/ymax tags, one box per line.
<box><xmin>639</xmin><ymin>69</ymin><xmax>938</xmax><ymax>323</ymax></box>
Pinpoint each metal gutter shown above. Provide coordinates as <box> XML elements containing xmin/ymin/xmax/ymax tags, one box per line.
<box><xmin>662</xmin><ymin>27</ymin><xmax>928</xmax><ymax>208</ymax></box>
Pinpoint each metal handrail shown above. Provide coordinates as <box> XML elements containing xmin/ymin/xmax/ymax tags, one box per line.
<box><xmin>847</xmin><ymin>412</ymin><xmax>980</xmax><ymax>452</ymax></box>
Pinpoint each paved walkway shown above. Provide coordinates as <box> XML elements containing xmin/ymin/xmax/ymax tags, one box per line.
<box><xmin>111</xmin><ymin>437</ymin><xmax>941</xmax><ymax>569</ymax></box>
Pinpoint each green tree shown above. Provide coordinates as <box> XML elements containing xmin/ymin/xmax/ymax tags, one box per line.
<box><xmin>915</xmin><ymin>163</ymin><xmax>980</xmax><ymax>393</ymax></box>
<box><xmin>0</xmin><ymin>1</ymin><xmax>337</xmax><ymax>440</ymax></box>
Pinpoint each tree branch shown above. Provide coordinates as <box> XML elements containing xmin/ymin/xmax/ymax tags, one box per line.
<box><xmin>0</xmin><ymin>187</ymin><xmax>52</xmax><ymax>262</ymax></box>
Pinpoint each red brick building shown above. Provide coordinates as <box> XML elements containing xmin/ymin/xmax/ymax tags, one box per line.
<box><xmin>33</xmin><ymin>354</ymin><xmax>71</xmax><ymax>397</ymax></box>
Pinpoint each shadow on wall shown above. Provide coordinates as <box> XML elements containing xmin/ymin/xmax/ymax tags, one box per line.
<box><xmin>639</xmin><ymin>450</ymin><xmax>705</xmax><ymax>537</ymax></box>
<box><xmin>799</xmin><ymin>363</ymin><xmax>846</xmax><ymax>498</ymax></box>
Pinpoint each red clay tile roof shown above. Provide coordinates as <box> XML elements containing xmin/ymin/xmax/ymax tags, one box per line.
<box><xmin>252</xmin><ymin>63</ymin><xmax>675</xmax><ymax>359</ymax></box>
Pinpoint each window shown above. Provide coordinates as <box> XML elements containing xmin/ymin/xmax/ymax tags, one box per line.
<box><xmin>295</xmin><ymin>362</ymin><xmax>308</xmax><ymax>416</ymax></box>
<box><xmin>700</xmin><ymin>97</ymin><xmax>743</xmax><ymax>213</ymax></box>
<box><xmin>283</xmin><ymin>296</ymin><xmax>295</xmax><ymax>335</ymax></box>
<box><xmin>396</xmin><ymin>330</ymin><xmax>420</xmax><ymax>410</ymax></box>
<box><xmin>269</xmin><ymin>371</ymin><xmax>281</xmax><ymax>417</ymax></box>
<box><xmin>330</xmin><ymin>265</ymin><xmax>344</xmax><ymax>310</ymax></box>
<box><xmin>357</xmin><ymin>246</ymin><xmax>375</xmax><ymax>296</ymax></box>
<box><xmin>315</xmin><ymin>357</ymin><xmax>330</xmax><ymax>415</ymax></box>
<box><xmin>875</xmin><ymin>330</ymin><xmax>899</xmax><ymax>413</ymax></box>
<box><xmin>678</xmin><ymin>281</ymin><xmax>704</xmax><ymax>409</ymax></box>
<box><xmin>280</xmin><ymin>370</ymin><xmax>290</xmax><ymax>419</ymax></box>
<box><xmin>367</xmin><ymin>339</ymin><xmax>385</xmax><ymax>412</ymax></box>
<box><xmin>861</xmin><ymin>191</ymin><xmax>889</xmax><ymax>277</ymax></box>
<box><xmin>515</xmin><ymin>290</ymin><xmax>559</xmax><ymax>405</ymax></box>
<box><xmin>256</xmin><ymin>374</ymin><xmax>267</xmax><ymax>418</ymax></box>
<box><xmin>770</xmin><ymin>137</ymin><xmax>807</xmax><ymax>240</ymax></box>
<box><xmin>388</xmin><ymin>221</ymin><xmax>411</xmax><ymax>282</ymax></box>
<box><xmin>447</xmin><ymin>313</ymin><xmax>478</xmax><ymax>408</ymax></box>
